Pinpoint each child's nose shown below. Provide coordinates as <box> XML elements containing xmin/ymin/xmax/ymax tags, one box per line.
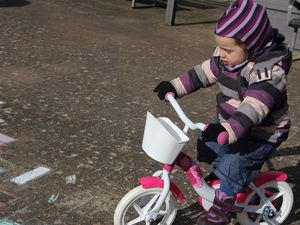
<box><xmin>220</xmin><ymin>51</ymin><xmax>226</xmax><ymax>58</ymax></box>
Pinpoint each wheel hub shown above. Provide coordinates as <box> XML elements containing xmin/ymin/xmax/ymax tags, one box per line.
<box><xmin>262</xmin><ymin>206</ymin><xmax>276</xmax><ymax>225</ymax></box>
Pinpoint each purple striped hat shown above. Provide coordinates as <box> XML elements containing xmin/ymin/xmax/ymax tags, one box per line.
<box><xmin>215</xmin><ymin>0</ymin><xmax>273</xmax><ymax>52</ymax></box>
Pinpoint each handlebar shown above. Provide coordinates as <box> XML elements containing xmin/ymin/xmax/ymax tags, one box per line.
<box><xmin>165</xmin><ymin>93</ymin><xmax>206</xmax><ymax>133</ymax></box>
<box><xmin>165</xmin><ymin>92</ymin><xmax>228</xmax><ymax>145</ymax></box>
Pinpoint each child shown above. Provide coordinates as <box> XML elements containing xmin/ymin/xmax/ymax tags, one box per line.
<box><xmin>153</xmin><ymin>0</ymin><xmax>292</xmax><ymax>224</ymax></box>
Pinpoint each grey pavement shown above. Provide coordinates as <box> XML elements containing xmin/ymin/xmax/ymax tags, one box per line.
<box><xmin>0</xmin><ymin>0</ymin><xmax>299</xmax><ymax>225</ymax></box>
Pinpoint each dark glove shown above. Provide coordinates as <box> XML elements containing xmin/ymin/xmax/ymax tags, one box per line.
<box><xmin>153</xmin><ymin>81</ymin><xmax>178</xmax><ymax>101</ymax></box>
<box><xmin>202</xmin><ymin>123</ymin><xmax>228</xmax><ymax>144</ymax></box>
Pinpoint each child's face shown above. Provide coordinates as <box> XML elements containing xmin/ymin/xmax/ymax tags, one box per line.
<box><xmin>215</xmin><ymin>35</ymin><xmax>248</xmax><ymax>67</ymax></box>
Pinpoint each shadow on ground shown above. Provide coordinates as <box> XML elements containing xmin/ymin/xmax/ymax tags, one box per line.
<box><xmin>173</xmin><ymin>202</ymin><xmax>202</xmax><ymax>225</ymax></box>
<box><xmin>0</xmin><ymin>0</ymin><xmax>30</xmax><ymax>7</ymax></box>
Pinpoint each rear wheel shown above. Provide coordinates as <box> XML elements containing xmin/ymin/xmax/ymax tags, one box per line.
<box><xmin>114</xmin><ymin>186</ymin><xmax>177</xmax><ymax>225</ymax></box>
<box><xmin>237</xmin><ymin>181</ymin><xmax>293</xmax><ymax>225</ymax></box>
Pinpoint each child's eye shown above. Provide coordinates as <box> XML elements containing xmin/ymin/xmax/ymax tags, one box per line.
<box><xmin>220</xmin><ymin>47</ymin><xmax>232</xmax><ymax>54</ymax></box>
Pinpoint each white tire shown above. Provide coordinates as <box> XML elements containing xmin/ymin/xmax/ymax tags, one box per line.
<box><xmin>114</xmin><ymin>186</ymin><xmax>177</xmax><ymax>225</ymax></box>
<box><xmin>237</xmin><ymin>181</ymin><xmax>293</xmax><ymax>225</ymax></box>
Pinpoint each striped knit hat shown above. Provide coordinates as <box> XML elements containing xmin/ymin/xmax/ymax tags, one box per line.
<box><xmin>215</xmin><ymin>0</ymin><xmax>273</xmax><ymax>53</ymax></box>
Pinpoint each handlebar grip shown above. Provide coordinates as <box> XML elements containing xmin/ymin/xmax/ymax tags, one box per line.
<box><xmin>217</xmin><ymin>131</ymin><xmax>229</xmax><ymax>145</ymax></box>
<box><xmin>165</xmin><ymin>92</ymin><xmax>175</xmax><ymax>101</ymax></box>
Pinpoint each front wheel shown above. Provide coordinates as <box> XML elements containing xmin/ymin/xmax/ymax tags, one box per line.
<box><xmin>237</xmin><ymin>181</ymin><xmax>293</xmax><ymax>225</ymax></box>
<box><xmin>114</xmin><ymin>186</ymin><xmax>177</xmax><ymax>225</ymax></box>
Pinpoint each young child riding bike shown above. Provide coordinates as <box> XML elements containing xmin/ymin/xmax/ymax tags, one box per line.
<box><xmin>154</xmin><ymin>0</ymin><xmax>292</xmax><ymax>224</ymax></box>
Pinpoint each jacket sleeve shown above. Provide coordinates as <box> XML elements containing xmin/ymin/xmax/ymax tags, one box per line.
<box><xmin>170</xmin><ymin>48</ymin><xmax>220</xmax><ymax>97</ymax></box>
<box><xmin>221</xmin><ymin>65</ymin><xmax>287</xmax><ymax>144</ymax></box>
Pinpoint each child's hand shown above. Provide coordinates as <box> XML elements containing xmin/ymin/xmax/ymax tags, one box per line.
<box><xmin>153</xmin><ymin>81</ymin><xmax>178</xmax><ymax>100</ymax></box>
<box><xmin>202</xmin><ymin>123</ymin><xmax>228</xmax><ymax>145</ymax></box>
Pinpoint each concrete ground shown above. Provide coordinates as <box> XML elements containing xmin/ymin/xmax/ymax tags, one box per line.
<box><xmin>0</xmin><ymin>0</ymin><xmax>299</xmax><ymax>224</ymax></box>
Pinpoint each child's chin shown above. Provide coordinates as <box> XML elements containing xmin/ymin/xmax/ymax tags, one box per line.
<box><xmin>225</xmin><ymin>63</ymin><xmax>235</xmax><ymax>67</ymax></box>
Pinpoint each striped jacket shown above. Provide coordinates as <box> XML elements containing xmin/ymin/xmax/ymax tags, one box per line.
<box><xmin>171</xmin><ymin>44</ymin><xmax>292</xmax><ymax>144</ymax></box>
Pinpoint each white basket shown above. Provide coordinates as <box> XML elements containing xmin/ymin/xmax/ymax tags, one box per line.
<box><xmin>142</xmin><ymin>112</ymin><xmax>189</xmax><ymax>164</ymax></box>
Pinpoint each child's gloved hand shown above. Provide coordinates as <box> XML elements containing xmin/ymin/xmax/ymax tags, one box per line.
<box><xmin>202</xmin><ymin>123</ymin><xmax>228</xmax><ymax>145</ymax></box>
<box><xmin>153</xmin><ymin>81</ymin><xmax>178</xmax><ymax>100</ymax></box>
